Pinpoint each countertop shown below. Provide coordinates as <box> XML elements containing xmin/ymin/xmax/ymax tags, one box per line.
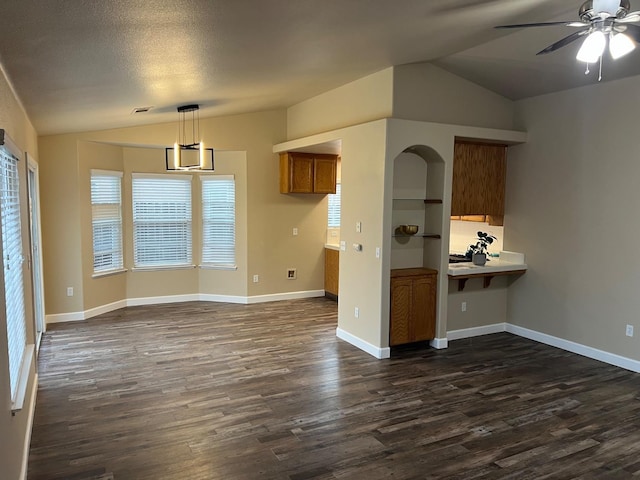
<box><xmin>324</xmin><ymin>243</ymin><xmax>340</xmax><ymax>251</ymax></box>
<box><xmin>447</xmin><ymin>251</ymin><xmax>527</xmax><ymax>277</ymax></box>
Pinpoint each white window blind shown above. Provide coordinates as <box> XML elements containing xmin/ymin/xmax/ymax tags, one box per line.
<box><xmin>0</xmin><ymin>146</ymin><xmax>26</xmax><ymax>401</ymax></box>
<box><xmin>201</xmin><ymin>176</ymin><xmax>236</xmax><ymax>267</ymax></box>
<box><xmin>328</xmin><ymin>183</ymin><xmax>341</xmax><ymax>227</ymax></box>
<box><xmin>132</xmin><ymin>174</ymin><xmax>192</xmax><ymax>268</ymax></box>
<box><xmin>91</xmin><ymin>170</ymin><xmax>123</xmax><ymax>273</ymax></box>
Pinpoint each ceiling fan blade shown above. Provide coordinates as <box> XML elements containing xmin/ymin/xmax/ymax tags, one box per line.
<box><xmin>536</xmin><ymin>30</ymin><xmax>589</xmax><ymax>55</ymax></box>
<box><xmin>618</xmin><ymin>11</ymin><xmax>640</xmax><ymax>23</ymax></box>
<box><xmin>620</xmin><ymin>23</ymin><xmax>640</xmax><ymax>41</ymax></box>
<box><xmin>495</xmin><ymin>21</ymin><xmax>584</xmax><ymax>29</ymax></box>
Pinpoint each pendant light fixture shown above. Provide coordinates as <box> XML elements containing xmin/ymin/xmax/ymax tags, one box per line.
<box><xmin>165</xmin><ymin>104</ymin><xmax>214</xmax><ymax>171</ymax></box>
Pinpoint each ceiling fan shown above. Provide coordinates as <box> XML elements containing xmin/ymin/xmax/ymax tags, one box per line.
<box><xmin>496</xmin><ymin>0</ymin><xmax>640</xmax><ymax>77</ymax></box>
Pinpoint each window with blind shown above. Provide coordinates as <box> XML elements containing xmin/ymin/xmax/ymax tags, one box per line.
<box><xmin>327</xmin><ymin>183</ymin><xmax>341</xmax><ymax>227</ymax></box>
<box><xmin>0</xmin><ymin>144</ymin><xmax>26</xmax><ymax>402</ymax></box>
<box><xmin>91</xmin><ymin>170</ymin><xmax>123</xmax><ymax>274</ymax></box>
<box><xmin>201</xmin><ymin>176</ymin><xmax>236</xmax><ymax>268</ymax></box>
<box><xmin>132</xmin><ymin>174</ymin><xmax>192</xmax><ymax>268</ymax></box>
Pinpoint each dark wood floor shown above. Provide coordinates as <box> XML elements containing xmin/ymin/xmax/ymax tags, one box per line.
<box><xmin>28</xmin><ymin>298</ymin><xmax>640</xmax><ymax>479</ymax></box>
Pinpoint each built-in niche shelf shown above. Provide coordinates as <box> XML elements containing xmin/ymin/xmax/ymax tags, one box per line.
<box><xmin>393</xmin><ymin>233</ymin><xmax>441</xmax><ymax>239</ymax></box>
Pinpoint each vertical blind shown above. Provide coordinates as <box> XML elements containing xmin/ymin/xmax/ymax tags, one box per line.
<box><xmin>0</xmin><ymin>146</ymin><xmax>26</xmax><ymax>401</ymax></box>
<box><xmin>132</xmin><ymin>174</ymin><xmax>192</xmax><ymax>267</ymax></box>
<box><xmin>201</xmin><ymin>176</ymin><xmax>236</xmax><ymax>267</ymax></box>
<box><xmin>91</xmin><ymin>171</ymin><xmax>123</xmax><ymax>273</ymax></box>
<box><xmin>327</xmin><ymin>183</ymin><xmax>341</xmax><ymax>227</ymax></box>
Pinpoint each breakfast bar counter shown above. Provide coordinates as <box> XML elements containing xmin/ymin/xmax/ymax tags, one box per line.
<box><xmin>448</xmin><ymin>251</ymin><xmax>527</xmax><ymax>291</ymax></box>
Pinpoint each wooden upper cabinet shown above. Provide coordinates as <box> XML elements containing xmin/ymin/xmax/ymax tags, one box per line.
<box><xmin>279</xmin><ymin>152</ymin><xmax>337</xmax><ymax>194</ymax></box>
<box><xmin>451</xmin><ymin>141</ymin><xmax>507</xmax><ymax>224</ymax></box>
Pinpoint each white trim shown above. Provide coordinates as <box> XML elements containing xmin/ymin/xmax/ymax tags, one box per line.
<box><xmin>11</xmin><ymin>344</ymin><xmax>34</xmax><ymax>412</ymax></box>
<box><xmin>246</xmin><ymin>290</ymin><xmax>325</xmax><ymax>304</ymax></box>
<box><xmin>46</xmin><ymin>311</ymin><xmax>85</xmax><ymax>324</ymax></box>
<box><xmin>336</xmin><ymin>327</ymin><xmax>391</xmax><ymax>359</ymax></box>
<box><xmin>447</xmin><ymin>323</ymin><xmax>507</xmax><ymax>341</ymax></box>
<box><xmin>429</xmin><ymin>337</ymin><xmax>449</xmax><ymax>349</ymax></box>
<box><xmin>506</xmin><ymin>324</ymin><xmax>640</xmax><ymax>373</ymax></box>
<box><xmin>18</xmin><ymin>372</ymin><xmax>38</xmax><ymax>480</ymax></box>
<box><xmin>199</xmin><ymin>294</ymin><xmax>249</xmax><ymax>304</ymax></box>
<box><xmin>45</xmin><ymin>291</ymin><xmax>327</xmax><ymax>324</ymax></box>
<box><xmin>199</xmin><ymin>264</ymin><xmax>238</xmax><ymax>271</ymax></box>
<box><xmin>92</xmin><ymin>268</ymin><xmax>128</xmax><ymax>278</ymax></box>
<box><xmin>85</xmin><ymin>299</ymin><xmax>128</xmax><ymax>319</ymax></box>
<box><xmin>127</xmin><ymin>294</ymin><xmax>200</xmax><ymax>307</ymax></box>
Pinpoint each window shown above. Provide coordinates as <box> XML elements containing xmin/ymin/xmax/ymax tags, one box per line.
<box><xmin>0</xmin><ymin>143</ymin><xmax>26</xmax><ymax>402</ymax></box>
<box><xmin>201</xmin><ymin>176</ymin><xmax>236</xmax><ymax>268</ymax></box>
<box><xmin>91</xmin><ymin>170</ymin><xmax>123</xmax><ymax>274</ymax></box>
<box><xmin>132</xmin><ymin>174</ymin><xmax>192</xmax><ymax>268</ymax></box>
<box><xmin>327</xmin><ymin>183</ymin><xmax>341</xmax><ymax>227</ymax></box>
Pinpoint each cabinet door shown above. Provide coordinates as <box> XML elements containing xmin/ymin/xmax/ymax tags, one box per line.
<box><xmin>288</xmin><ymin>154</ymin><xmax>314</xmax><ymax>193</ymax></box>
<box><xmin>390</xmin><ymin>277</ymin><xmax>412</xmax><ymax>346</ymax></box>
<box><xmin>313</xmin><ymin>156</ymin><xmax>337</xmax><ymax>194</ymax></box>
<box><xmin>451</xmin><ymin>142</ymin><xmax>506</xmax><ymax>217</ymax></box>
<box><xmin>324</xmin><ymin>248</ymin><xmax>339</xmax><ymax>297</ymax></box>
<box><xmin>412</xmin><ymin>275</ymin><xmax>436</xmax><ymax>342</ymax></box>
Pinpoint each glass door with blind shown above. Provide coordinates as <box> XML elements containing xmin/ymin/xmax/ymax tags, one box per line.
<box><xmin>27</xmin><ymin>158</ymin><xmax>45</xmax><ymax>351</ymax></box>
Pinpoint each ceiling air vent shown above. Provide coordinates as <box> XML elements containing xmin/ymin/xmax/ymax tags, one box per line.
<box><xmin>131</xmin><ymin>106</ymin><xmax>153</xmax><ymax>114</ymax></box>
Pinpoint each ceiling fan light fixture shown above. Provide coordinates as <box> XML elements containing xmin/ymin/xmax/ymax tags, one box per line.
<box><xmin>609</xmin><ymin>31</ymin><xmax>636</xmax><ymax>58</ymax></box>
<box><xmin>576</xmin><ymin>30</ymin><xmax>607</xmax><ymax>62</ymax></box>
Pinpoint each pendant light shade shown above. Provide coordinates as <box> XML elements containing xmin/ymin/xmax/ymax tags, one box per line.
<box><xmin>609</xmin><ymin>32</ymin><xmax>636</xmax><ymax>59</ymax></box>
<box><xmin>576</xmin><ymin>30</ymin><xmax>606</xmax><ymax>63</ymax></box>
<box><xmin>165</xmin><ymin>104</ymin><xmax>214</xmax><ymax>171</ymax></box>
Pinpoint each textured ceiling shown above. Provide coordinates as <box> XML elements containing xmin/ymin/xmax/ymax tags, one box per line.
<box><xmin>0</xmin><ymin>0</ymin><xmax>638</xmax><ymax>135</ymax></box>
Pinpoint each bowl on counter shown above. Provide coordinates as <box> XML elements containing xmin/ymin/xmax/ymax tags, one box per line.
<box><xmin>399</xmin><ymin>224</ymin><xmax>419</xmax><ymax>235</ymax></box>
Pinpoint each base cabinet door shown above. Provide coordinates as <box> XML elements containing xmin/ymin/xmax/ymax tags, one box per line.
<box><xmin>324</xmin><ymin>248</ymin><xmax>339</xmax><ymax>298</ymax></box>
<box><xmin>390</xmin><ymin>268</ymin><xmax>437</xmax><ymax>346</ymax></box>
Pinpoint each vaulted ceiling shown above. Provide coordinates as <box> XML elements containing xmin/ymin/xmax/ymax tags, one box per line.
<box><xmin>1</xmin><ymin>0</ymin><xmax>639</xmax><ymax>135</ymax></box>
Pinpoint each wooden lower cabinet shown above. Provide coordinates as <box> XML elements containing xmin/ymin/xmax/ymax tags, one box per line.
<box><xmin>390</xmin><ymin>268</ymin><xmax>437</xmax><ymax>346</ymax></box>
<box><xmin>324</xmin><ymin>248</ymin><xmax>339</xmax><ymax>299</ymax></box>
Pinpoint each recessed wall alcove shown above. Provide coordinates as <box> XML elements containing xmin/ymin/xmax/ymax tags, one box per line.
<box><xmin>390</xmin><ymin>145</ymin><xmax>446</xmax><ymax>272</ymax></box>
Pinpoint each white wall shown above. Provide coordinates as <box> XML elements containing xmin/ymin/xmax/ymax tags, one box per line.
<box><xmin>507</xmin><ymin>74</ymin><xmax>640</xmax><ymax>361</ymax></box>
<box><xmin>286</xmin><ymin>68</ymin><xmax>394</xmax><ymax>140</ymax></box>
<box><xmin>393</xmin><ymin>63</ymin><xmax>516</xmax><ymax>131</ymax></box>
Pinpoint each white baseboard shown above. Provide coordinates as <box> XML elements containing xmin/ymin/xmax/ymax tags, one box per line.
<box><xmin>430</xmin><ymin>337</ymin><xmax>449</xmax><ymax>349</ymax></box>
<box><xmin>447</xmin><ymin>323</ymin><xmax>507</xmax><ymax>341</ymax></box>
<box><xmin>336</xmin><ymin>327</ymin><xmax>391</xmax><ymax>359</ymax></box>
<box><xmin>506</xmin><ymin>324</ymin><xmax>640</xmax><ymax>373</ymax></box>
<box><xmin>127</xmin><ymin>294</ymin><xmax>200</xmax><ymax>307</ymax></box>
<box><xmin>45</xmin><ymin>311</ymin><xmax>85</xmax><ymax>324</ymax></box>
<box><xmin>246</xmin><ymin>290</ymin><xmax>325</xmax><ymax>304</ymax></box>
<box><xmin>45</xmin><ymin>290</ymin><xmax>325</xmax><ymax>324</ymax></box>
<box><xmin>19</xmin><ymin>372</ymin><xmax>38</xmax><ymax>480</ymax></box>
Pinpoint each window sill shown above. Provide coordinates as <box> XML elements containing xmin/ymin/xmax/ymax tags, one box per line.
<box><xmin>199</xmin><ymin>264</ymin><xmax>238</xmax><ymax>271</ymax></box>
<box><xmin>11</xmin><ymin>344</ymin><xmax>34</xmax><ymax>415</ymax></box>
<box><xmin>92</xmin><ymin>268</ymin><xmax>128</xmax><ymax>279</ymax></box>
<box><xmin>132</xmin><ymin>264</ymin><xmax>196</xmax><ymax>272</ymax></box>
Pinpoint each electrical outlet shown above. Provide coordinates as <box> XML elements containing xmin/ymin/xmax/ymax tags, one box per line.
<box><xmin>287</xmin><ymin>268</ymin><xmax>297</xmax><ymax>280</ymax></box>
<box><xmin>461</xmin><ymin>301</ymin><xmax>467</xmax><ymax>312</ymax></box>
<box><xmin>354</xmin><ymin>307</ymin><xmax>359</xmax><ymax>318</ymax></box>
<box><xmin>626</xmin><ymin>324</ymin><xmax>634</xmax><ymax>337</ymax></box>
<box><xmin>253</xmin><ymin>275</ymin><xmax>259</xmax><ymax>283</ymax></box>
<box><xmin>293</xmin><ymin>227</ymin><xmax>298</xmax><ymax>236</ymax></box>
<box><xmin>66</xmin><ymin>287</ymin><xmax>73</xmax><ymax>297</ymax></box>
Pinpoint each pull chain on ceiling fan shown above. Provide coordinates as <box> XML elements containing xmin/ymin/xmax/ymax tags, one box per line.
<box><xmin>495</xmin><ymin>0</ymin><xmax>640</xmax><ymax>80</ymax></box>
